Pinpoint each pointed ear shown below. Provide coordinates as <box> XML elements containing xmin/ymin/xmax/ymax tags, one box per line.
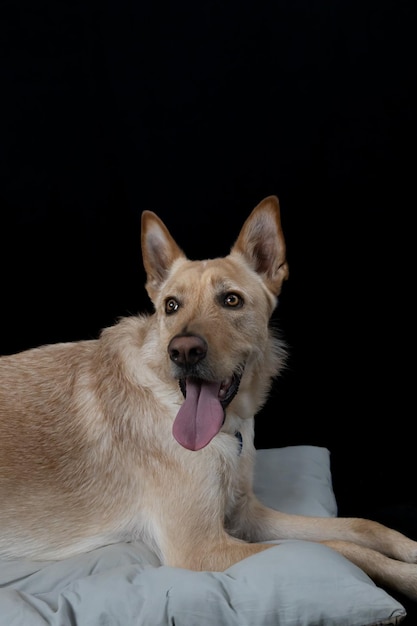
<box><xmin>231</xmin><ymin>196</ymin><xmax>289</xmax><ymax>295</ymax></box>
<box><xmin>141</xmin><ymin>210</ymin><xmax>186</xmax><ymax>302</ymax></box>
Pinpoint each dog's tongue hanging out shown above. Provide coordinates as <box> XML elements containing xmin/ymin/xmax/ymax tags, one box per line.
<box><xmin>172</xmin><ymin>379</ymin><xmax>224</xmax><ymax>451</ymax></box>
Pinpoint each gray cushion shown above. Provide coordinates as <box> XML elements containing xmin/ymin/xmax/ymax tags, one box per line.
<box><xmin>0</xmin><ymin>446</ymin><xmax>406</xmax><ymax>625</ymax></box>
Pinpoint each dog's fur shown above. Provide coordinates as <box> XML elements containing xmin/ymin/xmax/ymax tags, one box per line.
<box><xmin>1</xmin><ymin>195</ymin><xmax>417</xmax><ymax>601</ymax></box>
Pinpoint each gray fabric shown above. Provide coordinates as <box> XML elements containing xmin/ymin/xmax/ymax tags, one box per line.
<box><xmin>0</xmin><ymin>446</ymin><xmax>406</xmax><ymax>625</ymax></box>
<box><xmin>253</xmin><ymin>445</ymin><xmax>338</xmax><ymax>516</ymax></box>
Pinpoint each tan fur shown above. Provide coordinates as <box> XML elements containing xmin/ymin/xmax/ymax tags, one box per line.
<box><xmin>1</xmin><ymin>195</ymin><xmax>417</xmax><ymax>601</ymax></box>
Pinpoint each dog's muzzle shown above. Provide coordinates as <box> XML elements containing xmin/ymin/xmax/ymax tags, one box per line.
<box><xmin>168</xmin><ymin>333</ymin><xmax>244</xmax><ymax>451</ymax></box>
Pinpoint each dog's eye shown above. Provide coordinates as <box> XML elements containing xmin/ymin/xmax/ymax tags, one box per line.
<box><xmin>165</xmin><ymin>298</ymin><xmax>180</xmax><ymax>314</ymax></box>
<box><xmin>223</xmin><ymin>293</ymin><xmax>243</xmax><ymax>308</ymax></box>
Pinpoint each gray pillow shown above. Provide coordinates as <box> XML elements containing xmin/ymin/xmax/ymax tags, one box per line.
<box><xmin>0</xmin><ymin>446</ymin><xmax>406</xmax><ymax>626</ymax></box>
<box><xmin>254</xmin><ymin>445</ymin><xmax>338</xmax><ymax>516</ymax></box>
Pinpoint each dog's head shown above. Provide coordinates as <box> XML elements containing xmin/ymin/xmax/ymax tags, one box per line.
<box><xmin>141</xmin><ymin>196</ymin><xmax>289</xmax><ymax>451</ymax></box>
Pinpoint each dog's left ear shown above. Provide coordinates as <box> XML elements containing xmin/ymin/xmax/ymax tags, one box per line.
<box><xmin>231</xmin><ymin>196</ymin><xmax>289</xmax><ymax>296</ymax></box>
<box><xmin>141</xmin><ymin>210</ymin><xmax>186</xmax><ymax>302</ymax></box>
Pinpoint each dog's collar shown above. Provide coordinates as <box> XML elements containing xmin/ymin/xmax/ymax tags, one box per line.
<box><xmin>235</xmin><ymin>431</ymin><xmax>243</xmax><ymax>455</ymax></box>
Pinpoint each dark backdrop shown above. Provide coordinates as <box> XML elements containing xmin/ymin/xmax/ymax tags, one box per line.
<box><xmin>1</xmin><ymin>0</ymin><xmax>416</xmax><ymax>616</ymax></box>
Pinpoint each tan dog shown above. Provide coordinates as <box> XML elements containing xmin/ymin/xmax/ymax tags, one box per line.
<box><xmin>0</xmin><ymin>195</ymin><xmax>416</xmax><ymax>601</ymax></box>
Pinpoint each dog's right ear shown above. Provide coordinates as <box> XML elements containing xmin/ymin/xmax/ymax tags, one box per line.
<box><xmin>141</xmin><ymin>210</ymin><xmax>186</xmax><ymax>302</ymax></box>
<box><xmin>231</xmin><ymin>195</ymin><xmax>289</xmax><ymax>296</ymax></box>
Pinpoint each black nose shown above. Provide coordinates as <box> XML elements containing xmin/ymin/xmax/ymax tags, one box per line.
<box><xmin>168</xmin><ymin>334</ymin><xmax>207</xmax><ymax>366</ymax></box>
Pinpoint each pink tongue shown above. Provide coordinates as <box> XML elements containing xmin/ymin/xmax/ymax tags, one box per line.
<box><xmin>172</xmin><ymin>379</ymin><xmax>224</xmax><ymax>451</ymax></box>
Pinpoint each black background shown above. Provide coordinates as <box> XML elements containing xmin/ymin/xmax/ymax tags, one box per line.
<box><xmin>1</xmin><ymin>0</ymin><xmax>417</xmax><ymax>618</ymax></box>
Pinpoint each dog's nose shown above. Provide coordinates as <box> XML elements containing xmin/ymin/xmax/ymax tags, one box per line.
<box><xmin>168</xmin><ymin>335</ymin><xmax>207</xmax><ymax>366</ymax></box>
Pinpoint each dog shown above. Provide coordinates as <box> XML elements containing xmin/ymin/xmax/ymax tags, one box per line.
<box><xmin>0</xmin><ymin>195</ymin><xmax>416</xmax><ymax>601</ymax></box>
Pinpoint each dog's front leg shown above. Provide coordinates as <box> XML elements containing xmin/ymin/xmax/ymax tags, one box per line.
<box><xmin>153</xmin><ymin>479</ymin><xmax>273</xmax><ymax>572</ymax></box>
<box><xmin>162</xmin><ymin>530</ymin><xmax>273</xmax><ymax>572</ymax></box>
<box><xmin>236</xmin><ymin>498</ymin><xmax>417</xmax><ymax>563</ymax></box>
<box><xmin>229</xmin><ymin>494</ymin><xmax>417</xmax><ymax>601</ymax></box>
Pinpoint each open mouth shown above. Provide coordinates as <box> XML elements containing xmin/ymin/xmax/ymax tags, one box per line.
<box><xmin>178</xmin><ymin>371</ymin><xmax>242</xmax><ymax>409</ymax></box>
<box><xmin>173</xmin><ymin>369</ymin><xmax>244</xmax><ymax>451</ymax></box>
